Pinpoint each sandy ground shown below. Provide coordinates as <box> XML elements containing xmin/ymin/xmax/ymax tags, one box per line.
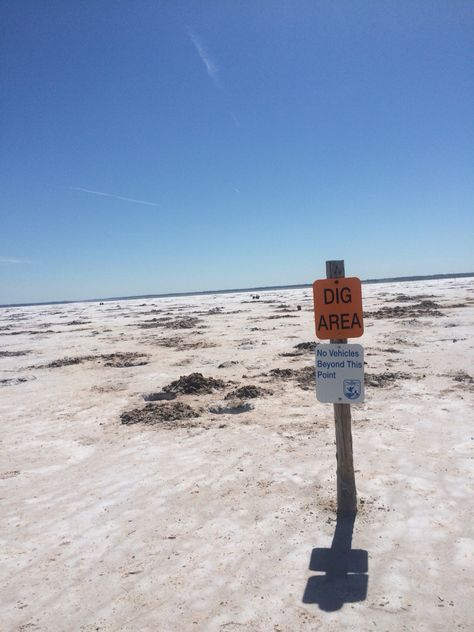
<box><xmin>1</xmin><ymin>278</ymin><xmax>473</xmax><ymax>632</ymax></box>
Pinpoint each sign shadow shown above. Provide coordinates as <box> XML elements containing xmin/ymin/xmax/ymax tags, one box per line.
<box><xmin>302</xmin><ymin>512</ymin><xmax>368</xmax><ymax>611</ymax></box>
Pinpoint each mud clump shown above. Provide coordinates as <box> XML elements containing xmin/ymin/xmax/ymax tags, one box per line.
<box><xmin>163</xmin><ymin>372</ymin><xmax>227</xmax><ymax>395</ymax></box>
<box><xmin>225</xmin><ymin>385</ymin><xmax>272</xmax><ymax>400</ymax></box>
<box><xmin>365</xmin><ymin>372</ymin><xmax>411</xmax><ymax>388</ymax></box>
<box><xmin>120</xmin><ymin>402</ymin><xmax>199</xmax><ymax>427</ymax></box>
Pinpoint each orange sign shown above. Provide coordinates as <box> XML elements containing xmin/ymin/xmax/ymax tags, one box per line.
<box><xmin>313</xmin><ymin>277</ymin><xmax>364</xmax><ymax>340</ymax></box>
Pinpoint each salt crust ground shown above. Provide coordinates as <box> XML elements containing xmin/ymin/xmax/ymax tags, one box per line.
<box><xmin>1</xmin><ymin>279</ymin><xmax>473</xmax><ymax>631</ymax></box>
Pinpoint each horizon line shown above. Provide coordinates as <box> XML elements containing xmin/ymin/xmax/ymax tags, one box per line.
<box><xmin>1</xmin><ymin>271</ymin><xmax>473</xmax><ymax>309</ymax></box>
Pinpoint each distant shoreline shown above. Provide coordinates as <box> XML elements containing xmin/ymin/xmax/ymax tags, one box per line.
<box><xmin>1</xmin><ymin>272</ymin><xmax>473</xmax><ymax>309</ymax></box>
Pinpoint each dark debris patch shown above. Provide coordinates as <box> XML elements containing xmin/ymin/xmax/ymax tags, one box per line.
<box><xmin>279</xmin><ymin>341</ymin><xmax>317</xmax><ymax>358</ymax></box>
<box><xmin>268</xmin><ymin>368</ymin><xmax>298</xmax><ymax>379</ymax></box>
<box><xmin>164</xmin><ymin>317</ymin><xmax>202</xmax><ymax>330</ymax></box>
<box><xmin>0</xmin><ymin>377</ymin><xmax>29</xmax><ymax>386</ymax></box>
<box><xmin>225</xmin><ymin>385</ymin><xmax>272</xmax><ymax>400</ymax></box>
<box><xmin>364</xmin><ymin>372</ymin><xmax>411</xmax><ymax>388</ymax></box>
<box><xmin>386</xmin><ymin>294</ymin><xmax>438</xmax><ymax>303</ymax></box>
<box><xmin>0</xmin><ymin>350</ymin><xmax>31</xmax><ymax>357</ymax></box>
<box><xmin>209</xmin><ymin>401</ymin><xmax>254</xmax><ymax>415</ymax></box>
<box><xmin>120</xmin><ymin>402</ymin><xmax>199</xmax><ymax>427</ymax></box>
<box><xmin>153</xmin><ymin>336</ymin><xmax>184</xmax><ymax>348</ymax></box>
<box><xmin>295</xmin><ymin>366</ymin><xmax>316</xmax><ymax>390</ymax></box>
<box><xmin>364</xmin><ymin>301</ymin><xmax>444</xmax><ymax>320</ymax></box>
<box><xmin>266</xmin><ymin>366</ymin><xmax>315</xmax><ymax>390</ymax></box>
<box><xmin>163</xmin><ymin>372</ymin><xmax>227</xmax><ymax>395</ymax></box>
<box><xmin>451</xmin><ymin>371</ymin><xmax>474</xmax><ymax>385</ymax></box>
<box><xmin>41</xmin><ymin>352</ymin><xmax>149</xmax><ymax>369</ymax></box>
<box><xmin>218</xmin><ymin>360</ymin><xmax>239</xmax><ymax>369</ymax></box>
<box><xmin>137</xmin><ymin>317</ymin><xmax>173</xmax><ymax>329</ymax></box>
<box><xmin>103</xmin><ymin>353</ymin><xmax>149</xmax><ymax>367</ymax></box>
<box><xmin>65</xmin><ymin>320</ymin><xmax>91</xmax><ymax>326</ymax></box>
<box><xmin>143</xmin><ymin>391</ymin><xmax>177</xmax><ymax>402</ymax></box>
<box><xmin>3</xmin><ymin>329</ymin><xmax>57</xmax><ymax>336</ymax></box>
<box><xmin>295</xmin><ymin>341</ymin><xmax>317</xmax><ymax>353</ymax></box>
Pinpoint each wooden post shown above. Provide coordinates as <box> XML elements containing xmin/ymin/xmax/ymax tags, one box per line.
<box><xmin>326</xmin><ymin>260</ymin><xmax>357</xmax><ymax>514</ymax></box>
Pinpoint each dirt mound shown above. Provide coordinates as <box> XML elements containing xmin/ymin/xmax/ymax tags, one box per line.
<box><xmin>365</xmin><ymin>372</ymin><xmax>411</xmax><ymax>387</ymax></box>
<box><xmin>294</xmin><ymin>341</ymin><xmax>317</xmax><ymax>352</ymax></box>
<box><xmin>269</xmin><ymin>368</ymin><xmax>297</xmax><ymax>379</ymax></box>
<box><xmin>43</xmin><ymin>352</ymin><xmax>148</xmax><ymax>369</ymax></box>
<box><xmin>153</xmin><ymin>336</ymin><xmax>183</xmax><ymax>348</ymax></box>
<box><xmin>46</xmin><ymin>356</ymin><xmax>91</xmax><ymax>368</ymax></box>
<box><xmin>163</xmin><ymin>372</ymin><xmax>227</xmax><ymax>395</ymax></box>
<box><xmin>218</xmin><ymin>360</ymin><xmax>239</xmax><ymax>369</ymax></box>
<box><xmin>294</xmin><ymin>366</ymin><xmax>316</xmax><ymax>390</ymax></box>
<box><xmin>178</xmin><ymin>340</ymin><xmax>218</xmax><ymax>350</ymax></box>
<box><xmin>137</xmin><ymin>317</ymin><xmax>173</xmax><ymax>329</ymax></box>
<box><xmin>209</xmin><ymin>401</ymin><xmax>254</xmax><ymax>414</ymax></box>
<box><xmin>365</xmin><ymin>301</ymin><xmax>444</xmax><ymax>320</ymax></box>
<box><xmin>225</xmin><ymin>385</ymin><xmax>272</xmax><ymax>400</ymax></box>
<box><xmin>266</xmin><ymin>366</ymin><xmax>315</xmax><ymax>390</ymax></box>
<box><xmin>102</xmin><ymin>353</ymin><xmax>148</xmax><ymax>367</ymax></box>
<box><xmin>387</xmin><ymin>293</ymin><xmax>438</xmax><ymax>303</ymax></box>
<box><xmin>120</xmin><ymin>402</ymin><xmax>199</xmax><ymax>427</ymax></box>
<box><xmin>164</xmin><ymin>317</ymin><xmax>202</xmax><ymax>330</ymax></box>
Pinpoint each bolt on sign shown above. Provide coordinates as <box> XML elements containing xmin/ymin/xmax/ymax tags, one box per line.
<box><xmin>312</xmin><ymin>277</ymin><xmax>364</xmax><ymax>340</ymax></box>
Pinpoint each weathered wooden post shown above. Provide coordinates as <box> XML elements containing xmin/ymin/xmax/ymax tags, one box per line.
<box><xmin>327</xmin><ymin>261</ymin><xmax>357</xmax><ymax>514</ymax></box>
<box><xmin>313</xmin><ymin>260</ymin><xmax>364</xmax><ymax>515</ymax></box>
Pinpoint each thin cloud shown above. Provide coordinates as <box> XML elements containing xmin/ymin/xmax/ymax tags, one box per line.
<box><xmin>187</xmin><ymin>26</ymin><xmax>220</xmax><ymax>88</ymax></box>
<box><xmin>0</xmin><ymin>256</ymin><xmax>28</xmax><ymax>264</ymax></box>
<box><xmin>69</xmin><ymin>187</ymin><xmax>160</xmax><ymax>207</ymax></box>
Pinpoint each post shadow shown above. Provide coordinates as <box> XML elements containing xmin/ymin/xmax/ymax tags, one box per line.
<box><xmin>302</xmin><ymin>512</ymin><xmax>368</xmax><ymax>611</ymax></box>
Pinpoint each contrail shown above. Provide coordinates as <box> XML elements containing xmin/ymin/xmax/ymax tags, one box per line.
<box><xmin>187</xmin><ymin>26</ymin><xmax>220</xmax><ymax>88</ymax></box>
<box><xmin>69</xmin><ymin>187</ymin><xmax>160</xmax><ymax>207</ymax></box>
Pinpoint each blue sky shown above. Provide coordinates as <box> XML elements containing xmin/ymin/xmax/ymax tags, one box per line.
<box><xmin>1</xmin><ymin>1</ymin><xmax>473</xmax><ymax>304</ymax></box>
